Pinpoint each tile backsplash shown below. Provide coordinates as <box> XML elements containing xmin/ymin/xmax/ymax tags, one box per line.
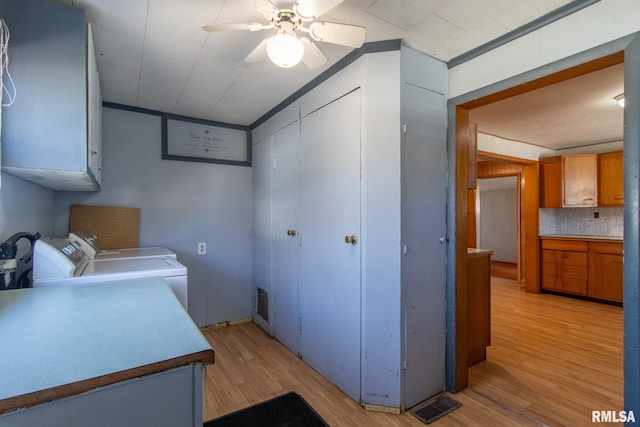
<box><xmin>539</xmin><ymin>207</ymin><xmax>623</xmax><ymax>236</ymax></box>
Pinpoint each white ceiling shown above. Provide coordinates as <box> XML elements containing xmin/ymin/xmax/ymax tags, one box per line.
<box><xmin>469</xmin><ymin>63</ymin><xmax>624</xmax><ymax>150</ymax></box>
<box><xmin>56</xmin><ymin>0</ymin><xmax>581</xmax><ymax>128</ymax></box>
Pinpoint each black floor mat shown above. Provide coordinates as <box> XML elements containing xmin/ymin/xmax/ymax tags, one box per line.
<box><xmin>204</xmin><ymin>391</ymin><xmax>329</xmax><ymax>427</ymax></box>
<box><xmin>410</xmin><ymin>395</ymin><xmax>461</xmax><ymax>424</ymax></box>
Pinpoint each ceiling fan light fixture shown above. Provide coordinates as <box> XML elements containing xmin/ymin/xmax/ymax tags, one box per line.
<box><xmin>614</xmin><ymin>93</ymin><xmax>625</xmax><ymax>107</ymax></box>
<box><xmin>266</xmin><ymin>28</ymin><xmax>304</xmax><ymax>68</ymax></box>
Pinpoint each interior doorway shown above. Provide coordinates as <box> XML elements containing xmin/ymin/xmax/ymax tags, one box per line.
<box><xmin>476</xmin><ymin>175</ymin><xmax>519</xmax><ymax>280</ymax></box>
<box><xmin>450</xmin><ymin>51</ymin><xmax>625</xmax><ymax>393</ymax></box>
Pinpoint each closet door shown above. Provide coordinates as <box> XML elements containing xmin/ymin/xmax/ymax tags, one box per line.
<box><xmin>272</xmin><ymin>121</ymin><xmax>301</xmax><ymax>355</ymax></box>
<box><xmin>299</xmin><ymin>89</ymin><xmax>362</xmax><ymax>401</ymax></box>
<box><xmin>402</xmin><ymin>83</ymin><xmax>447</xmax><ymax>407</ymax></box>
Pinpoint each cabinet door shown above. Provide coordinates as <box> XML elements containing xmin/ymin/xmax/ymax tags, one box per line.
<box><xmin>87</xmin><ymin>24</ymin><xmax>103</xmax><ymax>187</ymax></box>
<box><xmin>272</xmin><ymin>121</ymin><xmax>301</xmax><ymax>355</ymax></box>
<box><xmin>402</xmin><ymin>84</ymin><xmax>447</xmax><ymax>407</ymax></box>
<box><xmin>562</xmin><ymin>154</ymin><xmax>597</xmax><ymax>207</ymax></box>
<box><xmin>539</xmin><ymin>156</ymin><xmax>563</xmax><ymax>208</ymax></box>
<box><xmin>589</xmin><ymin>242</ymin><xmax>623</xmax><ymax>302</ymax></box>
<box><xmin>598</xmin><ymin>151</ymin><xmax>624</xmax><ymax>206</ymax></box>
<box><xmin>299</xmin><ymin>89</ymin><xmax>361</xmax><ymax>401</ymax></box>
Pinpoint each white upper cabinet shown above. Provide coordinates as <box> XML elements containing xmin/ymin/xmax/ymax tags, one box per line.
<box><xmin>0</xmin><ymin>0</ymin><xmax>102</xmax><ymax>191</ymax></box>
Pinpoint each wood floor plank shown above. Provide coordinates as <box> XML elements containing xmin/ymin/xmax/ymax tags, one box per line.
<box><xmin>202</xmin><ymin>276</ymin><xmax>622</xmax><ymax>426</ymax></box>
<box><xmin>469</xmin><ymin>277</ymin><xmax>623</xmax><ymax>426</ymax></box>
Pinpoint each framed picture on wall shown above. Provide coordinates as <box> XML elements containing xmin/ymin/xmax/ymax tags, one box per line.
<box><xmin>161</xmin><ymin>113</ymin><xmax>251</xmax><ymax>166</ymax></box>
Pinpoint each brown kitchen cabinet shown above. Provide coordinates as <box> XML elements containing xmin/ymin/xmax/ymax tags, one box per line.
<box><xmin>541</xmin><ymin>239</ymin><xmax>588</xmax><ymax>295</ymax></box>
<box><xmin>467</xmin><ymin>249</ymin><xmax>492</xmax><ymax>366</ymax></box>
<box><xmin>541</xmin><ymin>237</ymin><xmax>623</xmax><ymax>303</ymax></box>
<box><xmin>539</xmin><ymin>156</ymin><xmax>563</xmax><ymax>208</ymax></box>
<box><xmin>562</xmin><ymin>154</ymin><xmax>598</xmax><ymax>207</ymax></box>
<box><xmin>589</xmin><ymin>242</ymin><xmax>624</xmax><ymax>302</ymax></box>
<box><xmin>598</xmin><ymin>151</ymin><xmax>624</xmax><ymax>206</ymax></box>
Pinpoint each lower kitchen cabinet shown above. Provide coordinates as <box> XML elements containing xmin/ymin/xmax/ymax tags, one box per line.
<box><xmin>540</xmin><ymin>237</ymin><xmax>623</xmax><ymax>303</ymax></box>
<box><xmin>589</xmin><ymin>242</ymin><xmax>624</xmax><ymax>302</ymax></box>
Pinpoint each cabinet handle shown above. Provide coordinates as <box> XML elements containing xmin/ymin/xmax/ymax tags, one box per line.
<box><xmin>583</xmin><ymin>197</ymin><xmax>593</xmax><ymax>201</ymax></box>
<box><xmin>344</xmin><ymin>235</ymin><xmax>357</xmax><ymax>245</ymax></box>
<box><xmin>615</xmin><ymin>197</ymin><xmax>624</xmax><ymax>200</ymax></box>
<box><xmin>286</xmin><ymin>229</ymin><xmax>297</xmax><ymax>236</ymax></box>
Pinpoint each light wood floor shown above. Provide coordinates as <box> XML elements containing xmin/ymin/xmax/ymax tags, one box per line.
<box><xmin>490</xmin><ymin>261</ymin><xmax>518</xmax><ymax>281</ymax></box>
<box><xmin>201</xmin><ymin>277</ymin><xmax>623</xmax><ymax>426</ymax></box>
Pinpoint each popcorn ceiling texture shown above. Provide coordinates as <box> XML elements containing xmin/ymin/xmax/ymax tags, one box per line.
<box><xmin>539</xmin><ymin>207</ymin><xmax>623</xmax><ymax>237</ymax></box>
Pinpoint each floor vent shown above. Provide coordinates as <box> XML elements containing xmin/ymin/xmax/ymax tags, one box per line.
<box><xmin>409</xmin><ymin>394</ymin><xmax>461</xmax><ymax>424</ymax></box>
<box><xmin>257</xmin><ymin>287</ymin><xmax>269</xmax><ymax>322</ymax></box>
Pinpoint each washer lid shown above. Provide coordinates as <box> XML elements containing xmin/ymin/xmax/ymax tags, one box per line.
<box><xmin>82</xmin><ymin>256</ymin><xmax>187</xmax><ymax>278</ymax></box>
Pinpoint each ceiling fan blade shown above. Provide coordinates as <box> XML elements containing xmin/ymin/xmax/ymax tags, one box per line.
<box><xmin>300</xmin><ymin>38</ymin><xmax>328</xmax><ymax>70</ymax></box>
<box><xmin>308</xmin><ymin>21</ymin><xmax>366</xmax><ymax>48</ymax></box>
<box><xmin>245</xmin><ymin>38</ymin><xmax>269</xmax><ymax>63</ymax></box>
<box><xmin>202</xmin><ymin>23</ymin><xmax>266</xmax><ymax>32</ymax></box>
<box><xmin>295</xmin><ymin>0</ymin><xmax>343</xmax><ymax>19</ymax></box>
<box><xmin>255</xmin><ymin>0</ymin><xmax>278</xmax><ymax>16</ymax></box>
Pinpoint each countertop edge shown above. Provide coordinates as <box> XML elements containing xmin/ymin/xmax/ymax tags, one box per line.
<box><xmin>539</xmin><ymin>235</ymin><xmax>623</xmax><ymax>242</ymax></box>
<box><xmin>468</xmin><ymin>248</ymin><xmax>493</xmax><ymax>257</ymax></box>
<box><xmin>0</xmin><ymin>349</ymin><xmax>215</xmax><ymax>415</ymax></box>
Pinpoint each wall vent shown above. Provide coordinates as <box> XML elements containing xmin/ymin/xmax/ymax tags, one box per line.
<box><xmin>257</xmin><ymin>287</ymin><xmax>269</xmax><ymax>322</ymax></box>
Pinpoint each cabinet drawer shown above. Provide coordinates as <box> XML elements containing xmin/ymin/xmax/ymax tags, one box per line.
<box><xmin>541</xmin><ymin>262</ymin><xmax>588</xmax><ymax>280</ymax></box>
<box><xmin>542</xmin><ymin>250</ymin><xmax>588</xmax><ymax>267</ymax></box>
<box><xmin>541</xmin><ymin>239</ymin><xmax>588</xmax><ymax>252</ymax></box>
<box><xmin>589</xmin><ymin>242</ymin><xmax>623</xmax><ymax>255</ymax></box>
<box><xmin>542</xmin><ymin>275</ymin><xmax>588</xmax><ymax>295</ymax></box>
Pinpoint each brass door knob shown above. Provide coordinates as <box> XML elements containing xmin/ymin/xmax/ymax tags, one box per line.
<box><xmin>287</xmin><ymin>229</ymin><xmax>297</xmax><ymax>236</ymax></box>
<box><xmin>344</xmin><ymin>235</ymin><xmax>357</xmax><ymax>245</ymax></box>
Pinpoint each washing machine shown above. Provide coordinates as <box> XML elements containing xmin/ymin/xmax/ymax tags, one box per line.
<box><xmin>32</xmin><ymin>237</ymin><xmax>188</xmax><ymax>310</ymax></box>
<box><xmin>68</xmin><ymin>231</ymin><xmax>177</xmax><ymax>261</ymax></box>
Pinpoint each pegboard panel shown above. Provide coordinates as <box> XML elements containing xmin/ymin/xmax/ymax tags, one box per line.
<box><xmin>69</xmin><ymin>205</ymin><xmax>140</xmax><ymax>250</ymax></box>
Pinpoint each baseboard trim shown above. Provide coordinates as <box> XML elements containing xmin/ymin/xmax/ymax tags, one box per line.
<box><xmin>362</xmin><ymin>403</ymin><xmax>402</xmax><ymax>415</ymax></box>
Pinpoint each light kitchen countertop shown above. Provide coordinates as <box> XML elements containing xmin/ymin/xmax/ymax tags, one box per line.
<box><xmin>468</xmin><ymin>248</ymin><xmax>493</xmax><ymax>257</ymax></box>
<box><xmin>0</xmin><ymin>278</ymin><xmax>214</xmax><ymax>414</ymax></box>
<box><xmin>539</xmin><ymin>234</ymin><xmax>623</xmax><ymax>242</ymax></box>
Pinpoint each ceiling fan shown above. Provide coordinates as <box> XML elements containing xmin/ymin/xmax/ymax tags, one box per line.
<box><xmin>202</xmin><ymin>0</ymin><xmax>366</xmax><ymax>69</ymax></box>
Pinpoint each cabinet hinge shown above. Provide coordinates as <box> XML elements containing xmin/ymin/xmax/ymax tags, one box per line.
<box><xmin>272</xmin><ymin>158</ymin><xmax>277</xmax><ymax>169</ymax></box>
<box><xmin>403</xmin><ymin>360</ymin><xmax>407</xmax><ymax>370</ymax></box>
<box><xmin>402</xmin><ymin>244</ymin><xmax>408</xmax><ymax>255</ymax></box>
<box><xmin>298</xmin><ymin>317</ymin><xmax>302</xmax><ymax>332</ymax></box>
<box><xmin>403</xmin><ymin>123</ymin><xmax>407</xmax><ymax>134</ymax></box>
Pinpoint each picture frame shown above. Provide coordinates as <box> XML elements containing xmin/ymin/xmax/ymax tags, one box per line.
<box><xmin>161</xmin><ymin>113</ymin><xmax>251</xmax><ymax>166</ymax></box>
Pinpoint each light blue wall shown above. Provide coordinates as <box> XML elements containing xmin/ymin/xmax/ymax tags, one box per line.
<box><xmin>54</xmin><ymin>107</ymin><xmax>253</xmax><ymax>327</ymax></box>
<box><xmin>0</xmin><ymin>173</ymin><xmax>54</xmax><ymax>246</ymax></box>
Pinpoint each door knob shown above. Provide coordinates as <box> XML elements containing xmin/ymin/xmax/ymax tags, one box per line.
<box><xmin>287</xmin><ymin>229</ymin><xmax>297</xmax><ymax>236</ymax></box>
<box><xmin>345</xmin><ymin>235</ymin><xmax>357</xmax><ymax>245</ymax></box>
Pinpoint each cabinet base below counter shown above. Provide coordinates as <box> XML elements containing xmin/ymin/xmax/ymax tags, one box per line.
<box><xmin>540</xmin><ymin>236</ymin><xmax>623</xmax><ymax>304</ymax></box>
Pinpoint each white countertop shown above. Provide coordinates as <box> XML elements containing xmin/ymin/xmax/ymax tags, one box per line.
<box><xmin>0</xmin><ymin>278</ymin><xmax>214</xmax><ymax>413</ymax></box>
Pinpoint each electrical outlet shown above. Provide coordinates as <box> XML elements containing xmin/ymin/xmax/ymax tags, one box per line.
<box><xmin>197</xmin><ymin>242</ymin><xmax>207</xmax><ymax>255</ymax></box>
<box><xmin>594</xmin><ymin>212</ymin><xmax>599</xmax><ymax>218</ymax></box>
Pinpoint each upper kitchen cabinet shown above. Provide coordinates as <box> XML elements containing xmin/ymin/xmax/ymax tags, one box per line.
<box><xmin>0</xmin><ymin>0</ymin><xmax>102</xmax><ymax>191</ymax></box>
<box><xmin>598</xmin><ymin>151</ymin><xmax>624</xmax><ymax>206</ymax></box>
<box><xmin>562</xmin><ymin>154</ymin><xmax>597</xmax><ymax>207</ymax></box>
<box><xmin>539</xmin><ymin>156</ymin><xmax>563</xmax><ymax>208</ymax></box>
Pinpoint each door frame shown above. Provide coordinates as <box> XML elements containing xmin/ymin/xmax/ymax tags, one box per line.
<box><xmin>446</xmin><ymin>44</ymin><xmax>632</xmax><ymax>394</ymax></box>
